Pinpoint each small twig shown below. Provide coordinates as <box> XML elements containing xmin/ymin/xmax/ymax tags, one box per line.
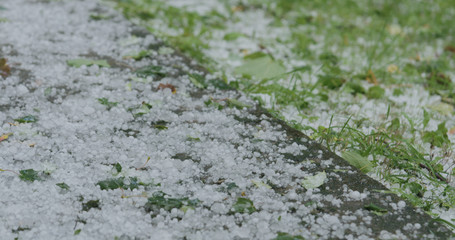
<box><xmin>419</xmin><ymin>163</ymin><xmax>448</xmax><ymax>183</ymax></box>
<box><xmin>0</xmin><ymin>168</ymin><xmax>20</xmax><ymax>176</ymax></box>
<box><xmin>136</xmin><ymin>157</ymin><xmax>151</xmax><ymax>170</ymax></box>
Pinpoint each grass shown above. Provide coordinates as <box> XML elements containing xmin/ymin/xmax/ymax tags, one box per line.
<box><xmin>108</xmin><ymin>0</ymin><xmax>455</xmax><ymax>229</ymax></box>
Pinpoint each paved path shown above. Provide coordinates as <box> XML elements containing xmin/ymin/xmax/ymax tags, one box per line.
<box><xmin>0</xmin><ymin>0</ymin><xmax>452</xmax><ymax>239</ymax></box>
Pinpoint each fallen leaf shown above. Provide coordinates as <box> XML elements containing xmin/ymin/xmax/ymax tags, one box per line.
<box><xmin>364</xmin><ymin>203</ymin><xmax>388</xmax><ymax>216</ymax></box>
<box><xmin>227</xmin><ymin>98</ymin><xmax>251</xmax><ymax>109</ymax></box>
<box><xmin>449</xmin><ymin>126</ymin><xmax>455</xmax><ymax>135</ymax></box>
<box><xmin>341</xmin><ymin>151</ymin><xmax>373</xmax><ymax>173</ymax></box>
<box><xmin>231</xmin><ymin>5</ymin><xmax>244</xmax><ymax>12</ymax></box>
<box><xmin>273</xmin><ymin>232</ymin><xmax>305</xmax><ymax>240</ymax></box>
<box><xmin>157</xmin><ymin>83</ymin><xmax>176</xmax><ymax>93</ymax></box>
<box><xmin>67</xmin><ymin>59</ymin><xmax>110</xmax><ymax>68</ymax></box>
<box><xmin>301</xmin><ymin>171</ymin><xmax>326</xmax><ymax>189</ymax></box>
<box><xmin>427</xmin><ymin>102</ymin><xmax>453</xmax><ymax>116</ymax></box>
<box><xmin>56</xmin><ymin>182</ymin><xmax>70</xmax><ymax>190</ymax></box>
<box><xmin>235</xmin><ymin>55</ymin><xmax>286</xmax><ymax>80</ymax></box>
<box><xmin>251</xmin><ymin>180</ymin><xmax>272</xmax><ymax>189</ymax></box>
<box><xmin>0</xmin><ymin>58</ymin><xmax>11</xmax><ymax>78</ymax></box>
<box><xmin>14</xmin><ymin>115</ymin><xmax>38</xmax><ymax>123</ymax></box>
<box><xmin>366</xmin><ymin>69</ymin><xmax>377</xmax><ymax>85</ymax></box>
<box><xmin>19</xmin><ymin>169</ymin><xmax>42</xmax><ymax>182</ymax></box>
<box><xmin>386</xmin><ymin>24</ymin><xmax>402</xmax><ymax>35</ymax></box>
<box><xmin>387</xmin><ymin>64</ymin><xmax>398</xmax><ymax>73</ymax></box>
<box><xmin>188</xmin><ymin>73</ymin><xmax>207</xmax><ymax>89</ymax></box>
<box><xmin>232</xmin><ymin>197</ymin><xmax>256</xmax><ymax>214</ymax></box>
<box><xmin>135</xmin><ymin>65</ymin><xmax>165</xmax><ymax>78</ymax></box>
<box><xmin>444</xmin><ymin>45</ymin><xmax>455</xmax><ymax>53</ymax></box>
<box><xmin>0</xmin><ymin>133</ymin><xmax>12</xmax><ymax>142</ymax></box>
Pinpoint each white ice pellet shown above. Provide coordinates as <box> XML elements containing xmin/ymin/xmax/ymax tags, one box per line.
<box><xmin>397</xmin><ymin>201</ymin><xmax>406</xmax><ymax>210</ymax></box>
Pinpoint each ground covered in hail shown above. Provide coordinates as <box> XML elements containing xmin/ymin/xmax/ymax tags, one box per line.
<box><xmin>109</xmin><ymin>0</ymin><xmax>455</xmax><ymax>232</ymax></box>
<box><xmin>0</xmin><ymin>0</ymin><xmax>453</xmax><ymax>239</ymax></box>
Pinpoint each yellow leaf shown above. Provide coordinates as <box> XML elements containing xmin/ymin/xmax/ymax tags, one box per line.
<box><xmin>251</xmin><ymin>180</ymin><xmax>272</xmax><ymax>189</ymax></box>
<box><xmin>387</xmin><ymin>24</ymin><xmax>402</xmax><ymax>35</ymax></box>
<box><xmin>0</xmin><ymin>133</ymin><xmax>12</xmax><ymax>142</ymax></box>
<box><xmin>449</xmin><ymin>126</ymin><xmax>455</xmax><ymax>135</ymax></box>
<box><xmin>387</xmin><ymin>64</ymin><xmax>398</xmax><ymax>73</ymax></box>
<box><xmin>366</xmin><ymin>69</ymin><xmax>378</xmax><ymax>85</ymax></box>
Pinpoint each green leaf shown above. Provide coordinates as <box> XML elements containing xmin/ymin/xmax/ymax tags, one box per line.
<box><xmin>186</xmin><ymin>136</ymin><xmax>201</xmax><ymax>142</ymax></box>
<box><xmin>232</xmin><ymin>197</ymin><xmax>256</xmax><ymax>214</ymax></box>
<box><xmin>66</xmin><ymin>59</ymin><xmax>110</xmax><ymax>68</ymax></box>
<box><xmin>82</xmin><ymin>199</ymin><xmax>100</xmax><ymax>211</ymax></box>
<box><xmin>204</xmin><ymin>99</ymin><xmax>224</xmax><ymax>110</ymax></box>
<box><xmin>318</xmin><ymin>75</ymin><xmax>345</xmax><ymax>89</ymax></box>
<box><xmin>97</xmin><ymin>98</ymin><xmax>118</xmax><ymax>110</ymax></box>
<box><xmin>341</xmin><ymin>151</ymin><xmax>373</xmax><ymax>173</ymax></box>
<box><xmin>144</xmin><ymin>192</ymin><xmax>200</xmax><ymax>213</ymax></box>
<box><xmin>152</xmin><ymin>120</ymin><xmax>168</xmax><ymax>130</ymax></box>
<box><xmin>234</xmin><ymin>56</ymin><xmax>286</xmax><ymax>80</ymax></box>
<box><xmin>135</xmin><ymin>65</ymin><xmax>166</xmax><ymax>78</ymax></box>
<box><xmin>128</xmin><ymin>177</ymin><xmax>139</xmax><ymax>190</ymax></box>
<box><xmin>89</xmin><ymin>14</ymin><xmax>112</xmax><ymax>21</ymax></box>
<box><xmin>14</xmin><ymin>115</ymin><xmax>38</xmax><ymax>123</ymax></box>
<box><xmin>189</xmin><ymin>73</ymin><xmax>207</xmax><ymax>89</ymax></box>
<box><xmin>125</xmin><ymin>50</ymin><xmax>153</xmax><ymax>61</ymax></box>
<box><xmin>423</xmin><ymin>109</ymin><xmax>430</xmax><ymax>128</ymax></box>
<box><xmin>44</xmin><ymin>87</ymin><xmax>52</xmax><ymax>96</ymax></box>
<box><xmin>208</xmin><ymin>79</ymin><xmax>233</xmax><ymax>90</ymax></box>
<box><xmin>251</xmin><ymin>180</ymin><xmax>272</xmax><ymax>189</ymax></box>
<box><xmin>393</xmin><ymin>88</ymin><xmax>403</xmax><ymax>96</ymax></box>
<box><xmin>301</xmin><ymin>171</ymin><xmax>326</xmax><ymax>189</ymax></box>
<box><xmin>130</xmin><ymin>102</ymin><xmax>152</xmax><ymax>117</ymax></box>
<box><xmin>422</xmin><ymin>122</ymin><xmax>450</xmax><ymax>147</ymax></box>
<box><xmin>74</xmin><ymin>229</ymin><xmax>81</xmax><ymax>235</ymax></box>
<box><xmin>319</xmin><ymin>52</ymin><xmax>339</xmax><ymax>66</ymax></box>
<box><xmin>367</xmin><ymin>86</ymin><xmax>385</xmax><ymax>99</ymax></box>
<box><xmin>364</xmin><ymin>203</ymin><xmax>388</xmax><ymax>216</ymax></box>
<box><xmin>97</xmin><ymin>177</ymin><xmax>125</xmax><ymax>190</ymax></box>
<box><xmin>114</xmin><ymin>163</ymin><xmax>122</xmax><ymax>173</ymax></box>
<box><xmin>223</xmin><ymin>32</ymin><xmax>246</xmax><ymax>41</ymax></box>
<box><xmin>427</xmin><ymin>102</ymin><xmax>453</xmax><ymax>116</ymax></box>
<box><xmin>405</xmin><ymin>182</ymin><xmax>423</xmax><ymax>196</ymax></box>
<box><xmin>97</xmin><ymin>177</ymin><xmax>152</xmax><ymax>190</ymax></box>
<box><xmin>227</xmin><ymin>99</ymin><xmax>251</xmax><ymax>109</ymax></box>
<box><xmin>243</xmin><ymin>52</ymin><xmax>268</xmax><ymax>60</ymax></box>
<box><xmin>344</xmin><ymin>82</ymin><xmax>365</xmax><ymax>95</ymax></box>
<box><xmin>273</xmin><ymin>232</ymin><xmax>305</xmax><ymax>240</ymax></box>
<box><xmin>56</xmin><ymin>182</ymin><xmax>70</xmax><ymax>190</ymax></box>
<box><xmin>19</xmin><ymin>169</ymin><xmax>42</xmax><ymax>182</ymax></box>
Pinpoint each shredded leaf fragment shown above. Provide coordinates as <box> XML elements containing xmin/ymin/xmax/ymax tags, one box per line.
<box><xmin>135</xmin><ymin>65</ymin><xmax>165</xmax><ymax>78</ymax></box>
<box><xmin>232</xmin><ymin>197</ymin><xmax>256</xmax><ymax>214</ymax></box>
<box><xmin>364</xmin><ymin>203</ymin><xmax>388</xmax><ymax>216</ymax></box>
<box><xmin>157</xmin><ymin>83</ymin><xmax>177</xmax><ymax>93</ymax></box>
<box><xmin>234</xmin><ymin>56</ymin><xmax>286</xmax><ymax>80</ymax></box>
<box><xmin>301</xmin><ymin>171</ymin><xmax>326</xmax><ymax>189</ymax></box>
<box><xmin>14</xmin><ymin>115</ymin><xmax>38</xmax><ymax>123</ymax></box>
<box><xmin>251</xmin><ymin>180</ymin><xmax>272</xmax><ymax>189</ymax></box>
<box><xmin>97</xmin><ymin>98</ymin><xmax>118</xmax><ymax>110</ymax></box>
<box><xmin>341</xmin><ymin>151</ymin><xmax>373</xmax><ymax>173</ymax></box>
<box><xmin>189</xmin><ymin>73</ymin><xmax>207</xmax><ymax>89</ymax></box>
<box><xmin>0</xmin><ymin>133</ymin><xmax>12</xmax><ymax>143</ymax></box>
<box><xmin>66</xmin><ymin>58</ymin><xmax>110</xmax><ymax>68</ymax></box>
<box><xmin>0</xmin><ymin>58</ymin><xmax>11</xmax><ymax>78</ymax></box>
<box><xmin>56</xmin><ymin>182</ymin><xmax>70</xmax><ymax>190</ymax></box>
<box><xmin>273</xmin><ymin>232</ymin><xmax>305</xmax><ymax>240</ymax></box>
